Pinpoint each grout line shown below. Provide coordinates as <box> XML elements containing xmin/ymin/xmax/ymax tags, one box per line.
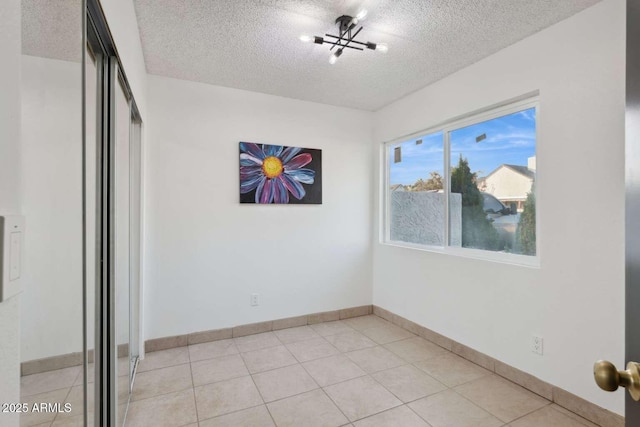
<box><xmin>502</xmin><ymin>402</ymin><xmax>554</xmax><ymax>426</ymax></box>
<box><xmin>128</xmin><ymin>384</ymin><xmax>195</xmax><ymax>406</ymax></box>
<box><xmin>186</xmin><ymin>347</ymin><xmax>201</xmax><ymax>424</ymax></box>
<box><xmin>196</xmin><ymin>402</ymin><xmax>265</xmax><ymax>425</ymax></box>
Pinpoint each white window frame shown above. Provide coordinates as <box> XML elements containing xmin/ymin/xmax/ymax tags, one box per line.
<box><xmin>382</xmin><ymin>95</ymin><xmax>540</xmax><ymax>268</ymax></box>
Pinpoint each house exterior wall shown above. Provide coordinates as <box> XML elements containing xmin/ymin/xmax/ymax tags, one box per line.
<box><xmin>483</xmin><ymin>167</ymin><xmax>534</xmax><ymax>203</ymax></box>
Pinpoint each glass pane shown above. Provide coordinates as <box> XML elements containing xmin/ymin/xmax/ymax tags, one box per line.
<box><xmin>20</xmin><ymin>0</ymin><xmax>87</xmax><ymax>422</ymax></box>
<box><xmin>449</xmin><ymin>108</ymin><xmax>537</xmax><ymax>255</ymax></box>
<box><xmin>129</xmin><ymin>120</ymin><xmax>142</xmax><ymax>383</ymax></box>
<box><xmin>84</xmin><ymin>43</ymin><xmax>98</xmax><ymax>426</ymax></box>
<box><xmin>115</xmin><ymin>77</ymin><xmax>131</xmax><ymax>424</ymax></box>
<box><xmin>388</xmin><ymin>132</ymin><xmax>445</xmax><ymax>246</ymax></box>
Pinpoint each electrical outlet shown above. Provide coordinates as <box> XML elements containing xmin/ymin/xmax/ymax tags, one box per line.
<box><xmin>531</xmin><ymin>335</ymin><xmax>543</xmax><ymax>355</ymax></box>
<box><xmin>250</xmin><ymin>293</ymin><xmax>260</xmax><ymax>307</ymax></box>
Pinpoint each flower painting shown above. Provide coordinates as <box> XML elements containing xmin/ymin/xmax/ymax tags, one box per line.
<box><xmin>239</xmin><ymin>142</ymin><xmax>322</xmax><ymax>204</ymax></box>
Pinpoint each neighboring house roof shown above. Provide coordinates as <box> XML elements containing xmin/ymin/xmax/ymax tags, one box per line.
<box><xmin>503</xmin><ymin>164</ymin><xmax>535</xmax><ymax>179</ymax></box>
<box><xmin>481</xmin><ymin>164</ymin><xmax>535</xmax><ymax>181</ymax></box>
<box><xmin>390</xmin><ymin>184</ymin><xmax>405</xmax><ymax>191</ymax></box>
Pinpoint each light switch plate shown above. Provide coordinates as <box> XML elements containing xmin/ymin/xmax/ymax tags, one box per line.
<box><xmin>0</xmin><ymin>215</ymin><xmax>25</xmax><ymax>302</ymax></box>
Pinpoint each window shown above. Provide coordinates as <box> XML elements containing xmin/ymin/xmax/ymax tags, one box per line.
<box><xmin>385</xmin><ymin>99</ymin><xmax>538</xmax><ymax>264</ymax></box>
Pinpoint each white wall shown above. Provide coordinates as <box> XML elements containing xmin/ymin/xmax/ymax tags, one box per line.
<box><xmin>20</xmin><ymin>56</ymin><xmax>84</xmax><ymax>362</ymax></box>
<box><xmin>372</xmin><ymin>0</ymin><xmax>625</xmax><ymax>415</ymax></box>
<box><xmin>100</xmin><ymin>0</ymin><xmax>148</xmax><ymax>119</ymax></box>
<box><xmin>0</xmin><ymin>0</ymin><xmax>22</xmax><ymax>424</ymax></box>
<box><xmin>145</xmin><ymin>76</ymin><xmax>373</xmax><ymax>339</ymax></box>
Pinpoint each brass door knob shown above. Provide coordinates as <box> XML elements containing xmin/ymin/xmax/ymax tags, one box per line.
<box><xmin>594</xmin><ymin>360</ymin><xmax>640</xmax><ymax>401</ymax></box>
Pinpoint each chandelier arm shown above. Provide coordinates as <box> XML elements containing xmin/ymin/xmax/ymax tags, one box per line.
<box><xmin>339</xmin><ymin>26</ymin><xmax>362</xmax><ymax>51</ymax></box>
<box><xmin>324</xmin><ymin>34</ymin><xmax>369</xmax><ymax>47</ymax></box>
<box><xmin>329</xmin><ymin>20</ymin><xmax>351</xmax><ymax>51</ymax></box>
<box><xmin>320</xmin><ymin>40</ymin><xmax>364</xmax><ymax>51</ymax></box>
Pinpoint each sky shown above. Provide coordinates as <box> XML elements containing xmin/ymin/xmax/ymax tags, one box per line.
<box><xmin>389</xmin><ymin>108</ymin><xmax>536</xmax><ymax>185</ymax></box>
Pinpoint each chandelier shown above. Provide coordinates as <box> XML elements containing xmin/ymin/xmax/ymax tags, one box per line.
<box><xmin>299</xmin><ymin>10</ymin><xmax>388</xmax><ymax>64</ymax></box>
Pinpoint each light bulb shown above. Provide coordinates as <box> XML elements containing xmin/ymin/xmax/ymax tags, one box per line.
<box><xmin>356</xmin><ymin>9</ymin><xmax>368</xmax><ymax>21</ymax></box>
<box><xmin>299</xmin><ymin>35</ymin><xmax>312</xmax><ymax>43</ymax></box>
<box><xmin>329</xmin><ymin>54</ymin><xmax>338</xmax><ymax>65</ymax></box>
<box><xmin>376</xmin><ymin>43</ymin><xmax>388</xmax><ymax>53</ymax></box>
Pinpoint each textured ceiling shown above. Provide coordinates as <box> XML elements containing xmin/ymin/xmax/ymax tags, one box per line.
<box><xmin>22</xmin><ymin>0</ymin><xmax>83</xmax><ymax>62</ymax></box>
<box><xmin>21</xmin><ymin>1</ymin><xmax>602</xmax><ymax>111</ymax></box>
<box><xmin>133</xmin><ymin>0</ymin><xmax>601</xmax><ymax>111</ymax></box>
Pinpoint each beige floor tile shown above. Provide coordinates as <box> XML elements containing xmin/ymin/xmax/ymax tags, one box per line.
<box><xmin>131</xmin><ymin>364</ymin><xmax>193</xmax><ymax>401</ymax></box>
<box><xmin>286</xmin><ymin>337</ymin><xmax>340</xmax><ymax>362</ymax></box>
<box><xmin>189</xmin><ymin>339</ymin><xmax>239</xmax><ymax>362</ymax></box>
<box><xmin>547</xmin><ymin>404</ymin><xmax>600</xmax><ymax>427</ymax></box>
<box><xmin>56</xmin><ymin>385</ymin><xmax>92</xmax><ymax>419</ymax></box>
<box><xmin>51</xmin><ymin>413</ymin><xmax>93</xmax><ymax>426</ymax></box>
<box><xmin>362</xmin><ymin>324</ymin><xmax>415</xmax><ymax>345</ymax></box>
<box><xmin>273</xmin><ymin>326</ymin><xmax>320</xmax><ymax>344</ymax></box>
<box><xmin>454</xmin><ymin>375</ymin><xmax>549</xmax><ymax>423</ymax></box>
<box><xmin>116</xmin><ymin>375</ymin><xmax>130</xmax><ymax>406</ymax></box>
<box><xmin>137</xmin><ymin>347</ymin><xmax>190</xmax><ymax>372</ymax></box>
<box><xmin>345</xmin><ymin>346</ymin><xmax>406</xmax><ymax>374</ymax></box>
<box><xmin>21</xmin><ymin>367</ymin><xmax>80</xmax><ymax>397</ymax></box>
<box><xmin>302</xmin><ymin>354</ymin><xmax>366</xmax><ymax>387</ymax></box>
<box><xmin>372</xmin><ymin>365</ymin><xmax>447</xmax><ymax>403</ymax></box>
<box><xmin>267</xmin><ymin>389</ymin><xmax>349</xmax><ymax>427</ymax></box>
<box><xmin>408</xmin><ymin>390</ymin><xmax>502</xmax><ymax>427</ymax></box>
<box><xmin>324</xmin><ymin>376</ymin><xmax>402</xmax><ymax>422</ymax></box>
<box><xmin>241</xmin><ymin>345</ymin><xmax>297</xmax><ymax>374</ymax></box>
<box><xmin>353</xmin><ymin>405</ymin><xmax>431</xmax><ymax>427</ymax></box>
<box><xmin>117</xmin><ymin>357</ymin><xmax>131</xmax><ymax>377</ymax></box>
<box><xmin>325</xmin><ymin>331</ymin><xmax>378</xmax><ymax>353</ymax></box>
<box><xmin>234</xmin><ymin>332</ymin><xmax>281</xmax><ymax>353</ymax></box>
<box><xmin>344</xmin><ymin>316</ymin><xmax>390</xmax><ymax>331</ymax></box>
<box><xmin>310</xmin><ymin>320</ymin><xmax>355</xmax><ymax>337</ymax></box>
<box><xmin>509</xmin><ymin>404</ymin><xmax>597</xmax><ymax>427</ymax></box>
<box><xmin>195</xmin><ymin>376</ymin><xmax>263</xmax><ymax>420</ymax></box>
<box><xmin>75</xmin><ymin>364</ymin><xmax>93</xmax><ymax>386</ymax></box>
<box><xmin>199</xmin><ymin>405</ymin><xmax>275</xmax><ymax>427</ymax></box>
<box><xmin>192</xmin><ymin>354</ymin><xmax>249</xmax><ymax>386</ymax></box>
<box><xmin>413</xmin><ymin>352</ymin><xmax>491</xmax><ymax>387</ymax></box>
<box><xmin>252</xmin><ymin>364</ymin><xmax>318</xmax><ymax>402</ymax></box>
<box><xmin>384</xmin><ymin>337</ymin><xmax>448</xmax><ymax>363</ymax></box>
<box><xmin>20</xmin><ymin>388</ymin><xmax>70</xmax><ymax>427</ymax></box>
<box><xmin>126</xmin><ymin>389</ymin><xmax>197</xmax><ymax>427</ymax></box>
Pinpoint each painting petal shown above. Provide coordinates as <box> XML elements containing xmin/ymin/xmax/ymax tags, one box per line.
<box><xmin>257</xmin><ymin>178</ymin><xmax>275</xmax><ymax>204</ymax></box>
<box><xmin>240</xmin><ymin>165</ymin><xmax>262</xmax><ymax>179</ymax></box>
<box><xmin>240</xmin><ymin>153</ymin><xmax>263</xmax><ymax>166</ymax></box>
<box><xmin>273</xmin><ymin>177</ymin><xmax>289</xmax><ymax>204</ymax></box>
<box><xmin>263</xmin><ymin>144</ymin><xmax>284</xmax><ymax>157</ymax></box>
<box><xmin>240</xmin><ymin>142</ymin><xmax>266</xmax><ymax>160</ymax></box>
<box><xmin>285</xmin><ymin>153</ymin><xmax>312</xmax><ymax>170</ymax></box>
<box><xmin>281</xmin><ymin>173</ymin><xmax>306</xmax><ymax>200</ymax></box>
<box><xmin>241</xmin><ymin>175</ymin><xmax>264</xmax><ymax>193</ymax></box>
<box><xmin>281</xmin><ymin>146</ymin><xmax>302</xmax><ymax>164</ymax></box>
<box><xmin>285</xmin><ymin>168</ymin><xmax>315</xmax><ymax>184</ymax></box>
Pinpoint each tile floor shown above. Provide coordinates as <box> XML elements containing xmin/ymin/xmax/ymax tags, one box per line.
<box><xmin>20</xmin><ymin>315</ymin><xmax>601</xmax><ymax>427</ymax></box>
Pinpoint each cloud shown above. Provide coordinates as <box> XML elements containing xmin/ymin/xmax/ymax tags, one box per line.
<box><xmin>518</xmin><ymin>109</ymin><xmax>536</xmax><ymax>121</ymax></box>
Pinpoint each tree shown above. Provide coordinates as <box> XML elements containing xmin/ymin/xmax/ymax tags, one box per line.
<box><xmin>516</xmin><ymin>189</ymin><xmax>536</xmax><ymax>255</ymax></box>
<box><xmin>450</xmin><ymin>156</ymin><xmax>501</xmax><ymax>250</ymax></box>
<box><xmin>408</xmin><ymin>171</ymin><xmax>443</xmax><ymax>192</ymax></box>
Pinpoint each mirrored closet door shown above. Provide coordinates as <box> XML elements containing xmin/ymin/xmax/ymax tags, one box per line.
<box><xmin>19</xmin><ymin>1</ymin><xmax>143</xmax><ymax>425</ymax></box>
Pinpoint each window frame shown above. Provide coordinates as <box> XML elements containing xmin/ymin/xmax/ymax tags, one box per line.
<box><xmin>382</xmin><ymin>95</ymin><xmax>540</xmax><ymax>268</ymax></box>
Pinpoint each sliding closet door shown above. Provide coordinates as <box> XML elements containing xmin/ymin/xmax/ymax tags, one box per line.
<box><xmin>115</xmin><ymin>73</ymin><xmax>132</xmax><ymax>424</ymax></box>
<box><xmin>84</xmin><ymin>40</ymin><xmax>98</xmax><ymax>426</ymax></box>
<box><xmin>129</xmin><ymin>118</ymin><xmax>142</xmax><ymax>383</ymax></box>
<box><xmin>19</xmin><ymin>1</ymin><xmax>88</xmax><ymax>425</ymax></box>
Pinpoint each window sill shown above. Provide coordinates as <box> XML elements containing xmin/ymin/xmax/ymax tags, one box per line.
<box><xmin>381</xmin><ymin>240</ymin><xmax>540</xmax><ymax>269</ymax></box>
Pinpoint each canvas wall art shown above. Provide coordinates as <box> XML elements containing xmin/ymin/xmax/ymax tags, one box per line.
<box><xmin>239</xmin><ymin>142</ymin><xmax>322</xmax><ymax>204</ymax></box>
